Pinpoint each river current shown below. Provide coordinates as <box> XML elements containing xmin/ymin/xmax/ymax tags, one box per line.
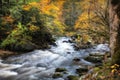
<box><xmin>0</xmin><ymin>37</ymin><xmax>109</xmax><ymax>80</ymax></box>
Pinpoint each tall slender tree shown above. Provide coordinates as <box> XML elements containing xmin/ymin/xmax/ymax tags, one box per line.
<box><xmin>109</xmin><ymin>0</ymin><xmax>120</xmax><ymax>64</ymax></box>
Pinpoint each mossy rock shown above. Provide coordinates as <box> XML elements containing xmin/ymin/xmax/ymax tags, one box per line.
<box><xmin>52</xmin><ymin>72</ymin><xmax>63</xmax><ymax>78</ymax></box>
<box><xmin>1</xmin><ymin>40</ymin><xmax>37</xmax><ymax>52</ymax></box>
<box><xmin>84</xmin><ymin>56</ymin><xmax>102</xmax><ymax>63</ymax></box>
<box><xmin>55</xmin><ymin>68</ymin><xmax>67</xmax><ymax>72</ymax></box>
<box><xmin>76</xmin><ymin>67</ymin><xmax>88</xmax><ymax>75</ymax></box>
<box><xmin>67</xmin><ymin>75</ymin><xmax>79</xmax><ymax>80</ymax></box>
<box><xmin>89</xmin><ymin>53</ymin><xmax>105</xmax><ymax>56</ymax></box>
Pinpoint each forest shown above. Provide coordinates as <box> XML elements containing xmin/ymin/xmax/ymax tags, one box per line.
<box><xmin>0</xmin><ymin>0</ymin><xmax>120</xmax><ymax>80</ymax></box>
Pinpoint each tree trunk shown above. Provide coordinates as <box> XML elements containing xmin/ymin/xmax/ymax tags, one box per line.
<box><xmin>0</xmin><ymin>0</ymin><xmax>2</xmax><ymax>9</ymax></box>
<box><xmin>109</xmin><ymin>0</ymin><xmax>120</xmax><ymax>64</ymax></box>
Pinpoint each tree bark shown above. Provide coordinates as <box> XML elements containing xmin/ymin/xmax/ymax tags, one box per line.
<box><xmin>109</xmin><ymin>0</ymin><xmax>120</xmax><ymax>64</ymax></box>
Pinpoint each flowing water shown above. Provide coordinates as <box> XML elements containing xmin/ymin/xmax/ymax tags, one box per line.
<box><xmin>0</xmin><ymin>37</ymin><xmax>109</xmax><ymax>80</ymax></box>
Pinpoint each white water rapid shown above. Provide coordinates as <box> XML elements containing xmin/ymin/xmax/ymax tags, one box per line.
<box><xmin>0</xmin><ymin>37</ymin><xmax>109</xmax><ymax>80</ymax></box>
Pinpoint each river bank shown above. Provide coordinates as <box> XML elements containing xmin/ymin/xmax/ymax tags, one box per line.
<box><xmin>0</xmin><ymin>50</ymin><xmax>18</xmax><ymax>58</ymax></box>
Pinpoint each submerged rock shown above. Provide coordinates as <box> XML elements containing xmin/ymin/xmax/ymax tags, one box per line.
<box><xmin>89</xmin><ymin>52</ymin><xmax>105</xmax><ymax>56</ymax></box>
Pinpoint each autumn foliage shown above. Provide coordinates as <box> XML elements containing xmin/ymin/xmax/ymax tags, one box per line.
<box><xmin>0</xmin><ymin>0</ymin><xmax>109</xmax><ymax>50</ymax></box>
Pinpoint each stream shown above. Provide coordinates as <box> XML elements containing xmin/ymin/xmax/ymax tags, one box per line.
<box><xmin>0</xmin><ymin>37</ymin><xmax>109</xmax><ymax>80</ymax></box>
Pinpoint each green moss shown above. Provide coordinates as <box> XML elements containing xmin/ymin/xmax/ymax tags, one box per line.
<box><xmin>55</xmin><ymin>68</ymin><xmax>67</xmax><ymax>72</ymax></box>
<box><xmin>67</xmin><ymin>75</ymin><xmax>79</xmax><ymax>80</ymax></box>
<box><xmin>84</xmin><ymin>56</ymin><xmax>102</xmax><ymax>63</ymax></box>
<box><xmin>52</xmin><ymin>73</ymin><xmax>63</xmax><ymax>78</ymax></box>
<box><xmin>0</xmin><ymin>22</ymin><xmax>54</xmax><ymax>51</ymax></box>
<box><xmin>86</xmin><ymin>60</ymin><xmax>120</xmax><ymax>80</ymax></box>
<box><xmin>94</xmin><ymin>67</ymin><xmax>101</xmax><ymax>71</ymax></box>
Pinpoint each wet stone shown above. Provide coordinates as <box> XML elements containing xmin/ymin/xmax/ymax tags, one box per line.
<box><xmin>52</xmin><ymin>72</ymin><xmax>63</xmax><ymax>78</ymax></box>
<box><xmin>76</xmin><ymin>67</ymin><xmax>88</xmax><ymax>75</ymax></box>
<box><xmin>67</xmin><ymin>75</ymin><xmax>79</xmax><ymax>80</ymax></box>
<box><xmin>55</xmin><ymin>68</ymin><xmax>67</xmax><ymax>72</ymax></box>
<box><xmin>73</xmin><ymin>57</ymin><xmax>81</xmax><ymax>62</ymax></box>
<box><xmin>84</xmin><ymin>56</ymin><xmax>103</xmax><ymax>63</ymax></box>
